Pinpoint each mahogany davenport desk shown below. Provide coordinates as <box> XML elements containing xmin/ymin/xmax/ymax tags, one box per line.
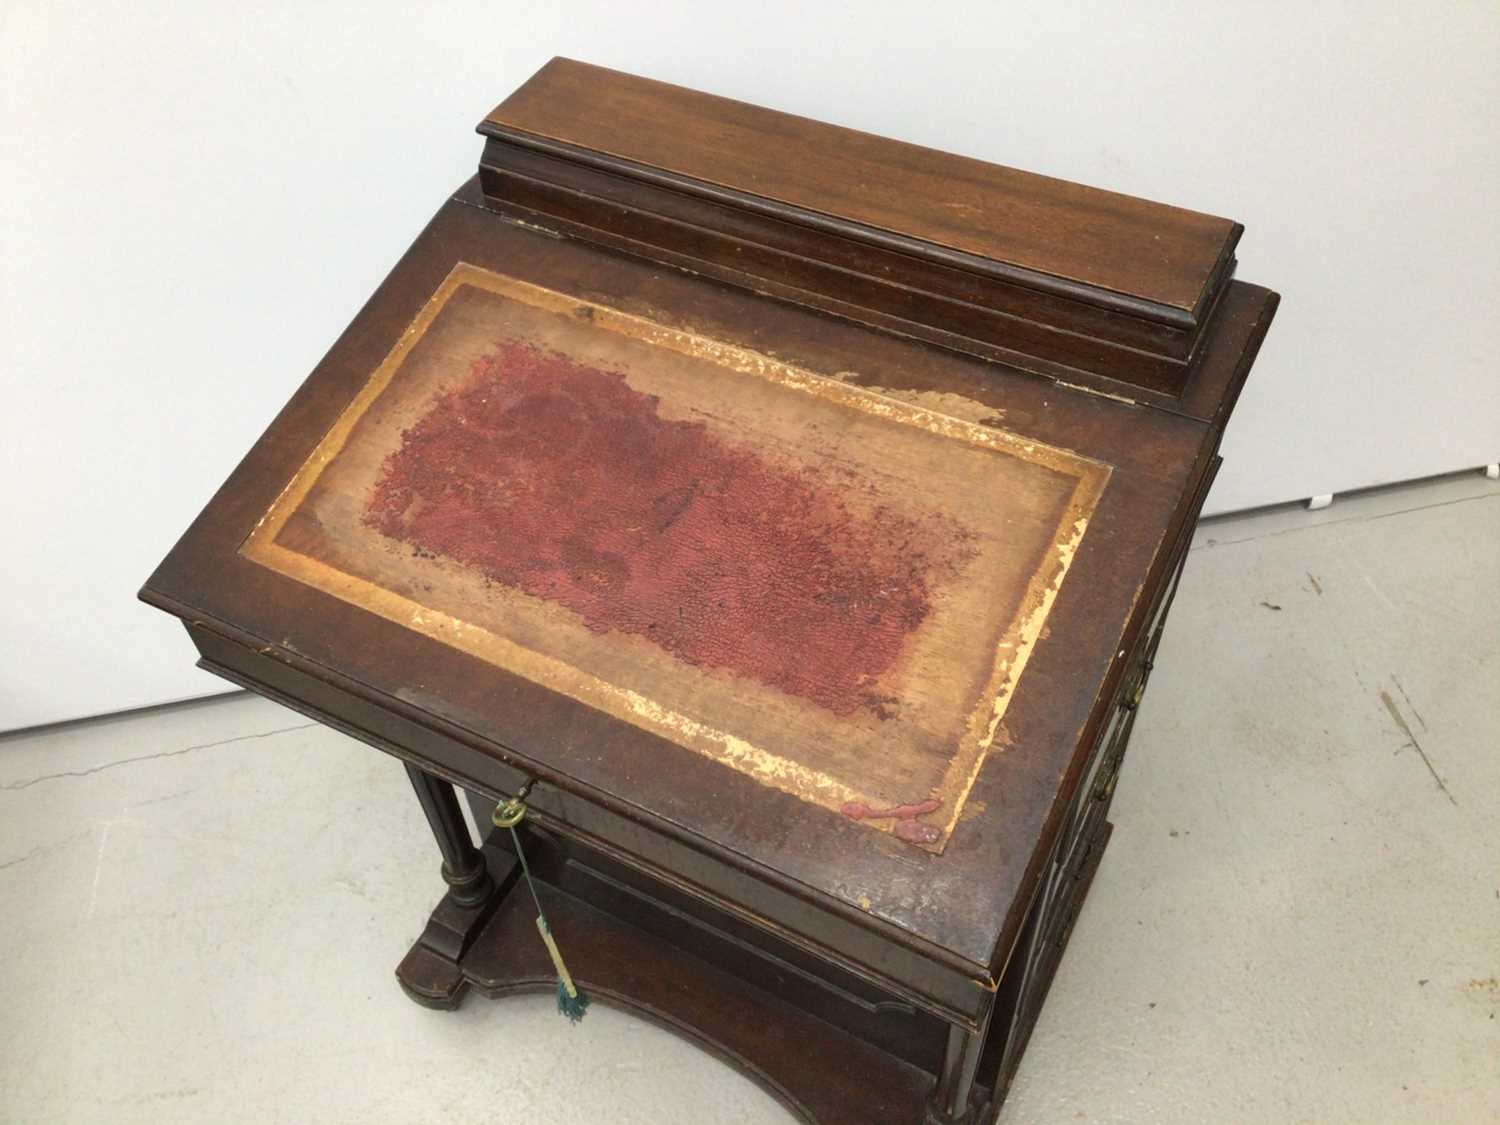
<box><xmin>142</xmin><ymin>59</ymin><xmax>1278</xmax><ymax>1124</ymax></box>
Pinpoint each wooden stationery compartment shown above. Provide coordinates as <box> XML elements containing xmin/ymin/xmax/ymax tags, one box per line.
<box><xmin>479</xmin><ymin>59</ymin><xmax>1243</xmax><ymax>404</ymax></box>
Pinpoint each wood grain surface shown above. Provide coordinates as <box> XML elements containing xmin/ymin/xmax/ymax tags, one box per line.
<box><xmin>487</xmin><ymin>59</ymin><xmax>1237</xmax><ymax>316</ymax></box>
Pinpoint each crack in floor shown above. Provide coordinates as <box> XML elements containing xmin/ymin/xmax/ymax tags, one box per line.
<box><xmin>1194</xmin><ymin>490</ymin><xmax>1499</xmax><ymax>551</ymax></box>
<box><xmin>1</xmin><ymin>723</ymin><xmax>320</xmax><ymax>791</ymax></box>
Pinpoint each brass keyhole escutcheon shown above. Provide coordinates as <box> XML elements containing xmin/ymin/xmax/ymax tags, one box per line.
<box><xmin>492</xmin><ymin>779</ymin><xmax>536</xmax><ymax>829</ymax></box>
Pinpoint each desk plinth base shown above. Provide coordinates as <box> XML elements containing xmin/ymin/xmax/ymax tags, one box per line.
<box><xmin>393</xmin><ymin>815</ymin><xmax>1114</xmax><ymax>1125</ymax></box>
<box><xmin>394</xmin><ymin>839</ymin><xmax>517</xmax><ymax>1010</ymax></box>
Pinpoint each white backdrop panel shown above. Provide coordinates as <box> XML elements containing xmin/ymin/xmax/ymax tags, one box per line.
<box><xmin>3</xmin><ymin>1</ymin><xmax>1496</xmax><ymax>729</ymax></box>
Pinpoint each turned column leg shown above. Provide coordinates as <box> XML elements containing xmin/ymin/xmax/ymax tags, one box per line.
<box><xmin>926</xmin><ymin>1002</ymin><xmax>993</xmax><ymax>1124</ymax></box>
<box><xmin>463</xmin><ymin>787</ymin><xmax>499</xmax><ymax>842</ymax></box>
<box><xmin>395</xmin><ymin>764</ymin><xmax>515</xmax><ymax>1009</ymax></box>
<box><xmin>405</xmin><ymin>762</ymin><xmax>494</xmax><ymax>907</ymax></box>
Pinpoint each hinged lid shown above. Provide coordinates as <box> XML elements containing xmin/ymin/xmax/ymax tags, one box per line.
<box><xmin>477</xmin><ymin>58</ymin><xmax>1243</xmax><ymax>403</ymax></box>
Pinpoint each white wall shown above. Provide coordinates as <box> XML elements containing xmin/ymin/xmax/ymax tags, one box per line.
<box><xmin>4</xmin><ymin>1</ymin><xmax>1497</xmax><ymax>730</ymax></box>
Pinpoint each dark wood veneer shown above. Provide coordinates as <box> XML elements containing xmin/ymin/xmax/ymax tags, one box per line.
<box><xmin>138</xmin><ymin>59</ymin><xmax>1278</xmax><ymax>1124</ymax></box>
<box><xmin>478</xmin><ymin>59</ymin><xmax>1244</xmax><ymax>401</ymax></box>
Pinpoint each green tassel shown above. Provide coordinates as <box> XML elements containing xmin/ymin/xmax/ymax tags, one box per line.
<box><xmin>536</xmin><ymin>913</ymin><xmax>589</xmax><ymax>1023</ymax></box>
<box><xmin>556</xmin><ymin>978</ymin><xmax>590</xmax><ymax>1023</ymax></box>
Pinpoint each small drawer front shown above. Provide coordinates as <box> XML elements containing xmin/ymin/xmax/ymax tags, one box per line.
<box><xmin>1048</xmin><ymin>462</ymin><xmax>1206</xmax><ymax>891</ymax></box>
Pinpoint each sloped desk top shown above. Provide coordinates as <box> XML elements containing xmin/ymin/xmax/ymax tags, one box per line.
<box><xmin>143</xmin><ymin>178</ymin><xmax>1274</xmax><ymax>1002</ymax></box>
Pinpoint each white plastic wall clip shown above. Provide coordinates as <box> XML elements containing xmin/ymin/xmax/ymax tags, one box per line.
<box><xmin>1484</xmin><ymin>463</ymin><xmax>1499</xmax><ymax>481</ymax></box>
<box><xmin>1306</xmin><ymin>493</ymin><xmax>1334</xmax><ymax>511</ymax></box>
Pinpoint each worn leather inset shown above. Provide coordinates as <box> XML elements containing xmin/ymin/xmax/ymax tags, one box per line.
<box><xmin>365</xmin><ymin>339</ymin><xmax>972</xmax><ymax>718</ymax></box>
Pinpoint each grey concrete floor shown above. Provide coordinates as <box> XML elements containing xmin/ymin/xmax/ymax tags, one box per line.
<box><xmin>2</xmin><ymin>472</ymin><xmax>1497</xmax><ymax>1124</ymax></box>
